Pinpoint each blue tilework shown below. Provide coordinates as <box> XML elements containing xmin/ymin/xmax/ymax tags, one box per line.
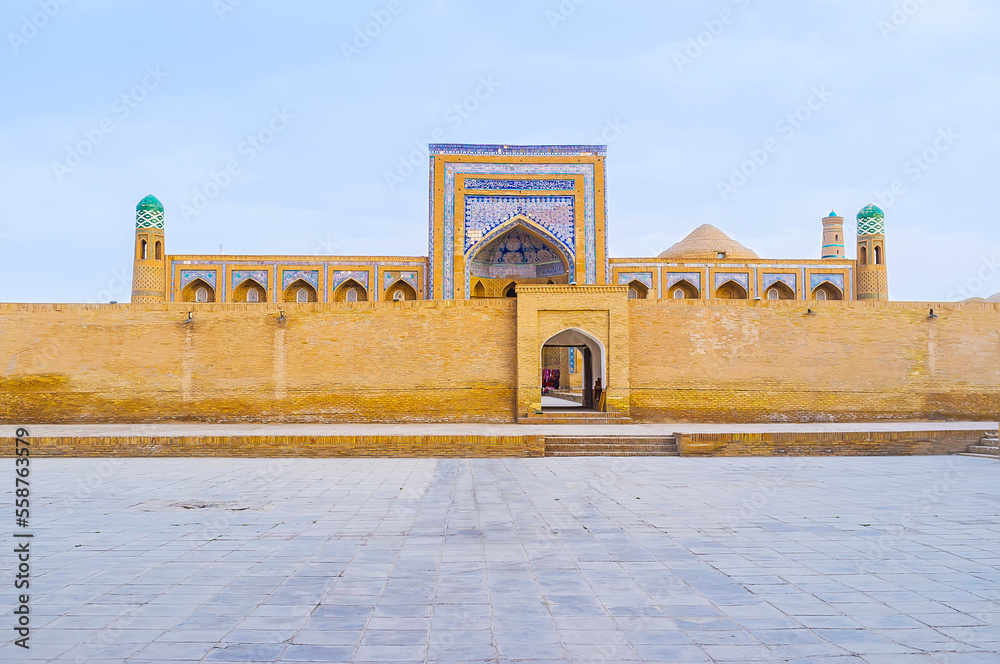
<box><xmin>282</xmin><ymin>269</ymin><xmax>319</xmax><ymax>291</ymax></box>
<box><xmin>332</xmin><ymin>270</ymin><xmax>368</xmax><ymax>291</ymax></box>
<box><xmin>464</xmin><ymin>196</ymin><xmax>575</xmax><ymax>254</ymax></box>
<box><xmin>430</xmin><ymin>144</ymin><xmax>606</xmax><ymax>156</ymax></box>
<box><xmin>763</xmin><ymin>273</ymin><xmax>796</xmax><ymax>292</ymax></box>
<box><xmin>180</xmin><ymin>270</ymin><xmax>216</xmax><ymax>290</ymax></box>
<box><xmin>617</xmin><ymin>272</ymin><xmax>653</xmax><ymax>289</ymax></box>
<box><xmin>666</xmin><ymin>272</ymin><xmax>702</xmax><ymax>291</ymax></box>
<box><xmin>441</xmin><ymin>163</ymin><xmax>596</xmax><ymax>298</ymax></box>
<box><xmin>383</xmin><ymin>271</ymin><xmax>417</xmax><ymax>291</ymax></box>
<box><xmin>464</xmin><ymin>179</ymin><xmax>576</xmax><ymax>191</ymax></box>
<box><xmin>810</xmin><ymin>273</ymin><xmax>846</xmax><ymax>292</ymax></box>
<box><xmin>715</xmin><ymin>272</ymin><xmax>750</xmax><ymax>291</ymax></box>
<box><xmin>232</xmin><ymin>270</ymin><xmax>268</xmax><ymax>290</ymax></box>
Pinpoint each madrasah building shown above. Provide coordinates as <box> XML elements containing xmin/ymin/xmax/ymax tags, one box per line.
<box><xmin>131</xmin><ymin>144</ymin><xmax>889</xmax><ymax>306</ymax></box>
<box><xmin>18</xmin><ymin>141</ymin><xmax>1000</xmax><ymax>425</ymax></box>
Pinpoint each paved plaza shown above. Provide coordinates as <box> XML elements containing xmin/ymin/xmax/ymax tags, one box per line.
<box><xmin>5</xmin><ymin>456</ymin><xmax>1000</xmax><ymax>663</ymax></box>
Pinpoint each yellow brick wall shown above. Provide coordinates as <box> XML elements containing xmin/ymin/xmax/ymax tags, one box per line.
<box><xmin>2</xmin><ymin>298</ymin><xmax>998</xmax><ymax>425</ymax></box>
<box><xmin>7</xmin><ymin>435</ymin><xmax>544</xmax><ymax>458</ymax></box>
<box><xmin>0</xmin><ymin>301</ymin><xmax>517</xmax><ymax>424</ymax></box>
<box><xmin>629</xmin><ymin>299</ymin><xmax>1000</xmax><ymax>421</ymax></box>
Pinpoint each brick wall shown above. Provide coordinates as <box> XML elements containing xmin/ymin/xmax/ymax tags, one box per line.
<box><xmin>10</xmin><ymin>435</ymin><xmax>544</xmax><ymax>458</ymax></box>
<box><xmin>0</xmin><ymin>301</ymin><xmax>517</xmax><ymax>423</ymax></box>
<box><xmin>675</xmin><ymin>430</ymin><xmax>991</xmax><ymax>456</ymax></box>
<box><xmin>2</xmin><ymin>298</ymin><xmax>999</xmax><ymax>425</ymax></box>
<box><xmin>630</xmin><ymin>300</ymin><xmax>1000</xmax><ymax>422</ymax></box>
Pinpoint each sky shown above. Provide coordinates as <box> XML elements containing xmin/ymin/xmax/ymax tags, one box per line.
<box><xmin>1</xmin><ymin>0</ymin><xmax>998</xmax><ymax>303</ymax></box>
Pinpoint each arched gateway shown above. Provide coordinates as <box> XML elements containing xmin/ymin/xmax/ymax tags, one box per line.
<box><xmin>541</xmin><ymin>328</ymin><xmax>606</xmax><ymax>410</ymax></box>
<box><xmin>515</xmin><ymin>283</ymin><xmax>631</xmax><ymax>421</ymax></box>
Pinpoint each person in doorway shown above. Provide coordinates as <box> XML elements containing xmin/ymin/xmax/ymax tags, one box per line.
<box><xmin>593</xmin><ymin>377</ymin><xmax>603</xmax><ymax>410</ymax></box>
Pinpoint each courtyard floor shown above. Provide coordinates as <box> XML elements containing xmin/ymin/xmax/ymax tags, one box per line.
<box><xmin>4</xmin><ymin>456</ymin><xmax>999</xmax><ymax>663</ymax></box>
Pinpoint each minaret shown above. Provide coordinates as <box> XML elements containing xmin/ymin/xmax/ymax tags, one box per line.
<box><xmin>855</xmin><ymin>204</ymin><xmax>888</xmax><ymax>300</ymax></box>
<box><xmin>130</xmin><ymin>195</ymin><xmax>167</xmax><ymax>303</ymax></box>
<box><xmin>821</xmin><ymin>211</ymin><xmax>845</xmax><ymax>259</ymax></box>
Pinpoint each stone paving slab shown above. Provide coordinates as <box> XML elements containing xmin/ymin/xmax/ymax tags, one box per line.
<box><xmin>15</xmin><ymin>421</ymin><xmax>999</xmax><ymax>438</ymax></box>
<box><xmin>3</xmin><ymin>457</ymin><xmax>999</xmax><ymax>663</ymax></box>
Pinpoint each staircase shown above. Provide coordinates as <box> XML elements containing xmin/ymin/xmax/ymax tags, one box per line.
<box><xmin>520</xmin><ymin>411</ymin><xmax>632</xmax><ymax>425</ymax></box>
<box><xmin>960</xmin><ymin>431</ymin><xmax>999</xmax><ymax>459</ymax></box>
<box><xmin>545</xmin><ymin>435</ymin><xmax>679</xmax><ymax>457</ymax></box>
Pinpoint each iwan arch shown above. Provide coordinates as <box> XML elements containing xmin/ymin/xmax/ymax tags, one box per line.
<box><xmin>2</xmin><ymin>143</ymin><xmax>997</xmax><ymax>426</ymax></box>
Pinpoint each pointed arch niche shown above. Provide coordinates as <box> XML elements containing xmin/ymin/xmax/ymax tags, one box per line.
<box><xmin>463</xmin><ymin>216</ymin><xmax>573</xmax><ymax>298</ymax></box>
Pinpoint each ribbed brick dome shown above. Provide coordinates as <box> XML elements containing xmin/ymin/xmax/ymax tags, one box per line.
<box><xmin>658</xmin><ymin>224</ymin><xmax>758</xmax><ymax>260</ymax></box>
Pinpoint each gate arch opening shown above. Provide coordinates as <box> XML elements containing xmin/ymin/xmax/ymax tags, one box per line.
<box><xmin>541</xmin><ymin>328</ymin><xmax>606</xmax><ymax>411</ymax></box>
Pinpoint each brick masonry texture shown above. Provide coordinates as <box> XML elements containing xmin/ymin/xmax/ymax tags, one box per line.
<box><xmin>9</xmin><ymin>435</ymin><xmax>545</xmax><ymax>458</ymax></box>
<box><xmin>675</xmin><ymin>430</ymin><xmax>993</xmax><ymax>457</ymax></box>
<box><xmin>629</xmin><ymin>299</ymin><xmax>1000</xmax><ymax>422</ymax></box>
<box><xmin>0</xmin><ymin>431</ymin><xmax>982</xmax><ymax>458</ymax></box>
<box><xmin>0</xmin><ymin>301</ymin><xmax>517</xmax><ymax>424</ymax></box>
<box><xmin>1</xmin><ymin>299</ymin><xmax>999</xmax><ymax>425</ymax></box>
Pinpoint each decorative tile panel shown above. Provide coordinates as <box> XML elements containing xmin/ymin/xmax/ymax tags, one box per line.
<box><xmin>763</xmin><ymin>273</ymin><xmax>796</xmax><ymax>292</ymax></box>
<box><xmin>666</xmin><ymin>272</ymin><xmax>702</xmax><ymax>290</ymax></box>
<box><xmin>430</xmin><ymin>144</ymin><xmax>606</xmax><ymax>156</ymax></box>
<box><xmin>428</xmin><ymin>156</ymin><xmax>436</xmax><ymax>297</ymax></box>
<box><xmin>464</xmin><ymin>196</ymin><xmax>575</xmax><ymax>253</ymax></box>
<box><xmin>136</xmin><ymin>208</ymin><xmax>164</xmax><ymax>230</ymax></box>
<box><xmin>810</xmin><ymin>273</ymin><xmax>846</xmax><ymax>292</ymax></box>
<box><xmin>383</xmin><ymin>271</ymin><xmax>417</xmax><ymax>291</ymax></box>
<box><xmin>180</xmin><ymin>270</ymin><xmax>216</xmax><ymax>290</ymax></box>
<box><xmin>282</xmin><ymin>269</ymin><xmax>319</xmax><ymax>291</ymax></box>
<box><xmin>333</xmin><ymin>270</ymin><xmax>368</xmax><ymax>291</ymax></box>
<box><xmin>617</xmin><ymin>272</ymin><xmax>653</xmax><ymax>289</ymax></box>
<box><xmin>232</xmin><ymin>270</ymin><xmax>268</xmax><ymax>289</ymax></box>
<box><xmin>464</xmin><ymin>179</ymin><xmax>576</xmax><ymax>191</ymax></box>
<box><xmin>714</xmin><ymin>272</ymin><xmax>750</xmax><ymax>291</ymax></box>
<box><xmin>439</xmin><ymin>163</ymin><xmax>597</xmax><ymax>298</ymax></box>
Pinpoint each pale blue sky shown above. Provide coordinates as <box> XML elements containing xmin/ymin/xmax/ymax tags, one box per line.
<box><xmin>1</xmin><ymin>0</ymin><xmax>998</xmax><ymax>302</ymax></box>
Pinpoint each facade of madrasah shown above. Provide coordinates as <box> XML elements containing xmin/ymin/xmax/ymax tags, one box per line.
<box><xmin>131</xmin><ymin>144</ymin><xmax>889</xmax><ymax>306</ymax></box>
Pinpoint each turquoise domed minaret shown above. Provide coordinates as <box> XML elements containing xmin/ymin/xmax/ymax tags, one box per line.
<box><xmin>131</xmin><ymin>195</ymin><xmax>167</xmax><ymax>303</ymax></box>
<box><xmin>136</xmin><ymin>195</ymin><xmax>165</xmax><ymax>230</ymax></box>
<box><xmin>856</xmin><ymin>204</ymin><xmax>888</xmax><ymax>300</ymax></box>
<box><xmin>857</xmin><ymin>204</ymin><xmax>885</xmax><ymax>236</ymax></box>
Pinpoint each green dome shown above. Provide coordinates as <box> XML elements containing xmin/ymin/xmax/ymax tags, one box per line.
<box><xmin>136</xmin><ymin>194</ymin><xmax>165</xmax><ymax>230</ymax></box>
<box><xmin>137</xmin><ymin>195</ymin><xmax>163</xmax><ymax>213</ymax></box>
<box><xmin>857</xmin><ymin>204</ymin><xmax>885</xmax><ymax>236</ymax></box>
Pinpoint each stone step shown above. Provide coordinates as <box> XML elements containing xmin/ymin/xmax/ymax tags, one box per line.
<box><xmin>549</xmin><ymin>451</ymin><xmax>680</xmax><ymax>457</ymax></box>
<box><xmin>967</xmin><ymin>445</ymin><xmax>999</xmax><ymax>455</ymax></box>
<box><xmin>546</xmin><ymin>445</ymin><xmax>678</xmax><ymax>453</ymax></box>
<box><xmin>544</xmin><ymin>436</ymin><xmax>678</xmax><ymax>457</ymax></box>
<box><xmin>958</xmin><ymin>453</ymin><xmax>1000</xmax><ymax>459</ymax></box>
<box><xmin>523</xmin><ymin>417</ymin><xmax>633</xmax><ymax>425</ymax></box>
<box><xmin>980</xmin><ymin>437</ymin><xmax>999</xmax><ymax>444</ymax></box>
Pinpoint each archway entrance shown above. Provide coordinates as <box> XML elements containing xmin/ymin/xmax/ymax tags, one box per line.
<box><xmin>466</xmin><ymin>222</ymin><xmax>571</xmax><ymax>298</ymax></box>
<box><xmin>540</xmin><ymin>328</ymin><xmax>606</xmax><ymax>411</ymax></box>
